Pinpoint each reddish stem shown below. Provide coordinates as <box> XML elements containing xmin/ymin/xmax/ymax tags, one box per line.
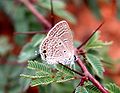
<box><xmin>76</xmin><ymin>58</ymin><xmax>109</xmax><ymax>93</ymax></box>
<box><xmin>77</xmin><ymin>21</ymin><xmax>104</xmax><ymax>50</ymax></box>
<box><xmin>19</xmin><ymin>0</ymin><xmax>51</xmax><ymax>29</ymax></box>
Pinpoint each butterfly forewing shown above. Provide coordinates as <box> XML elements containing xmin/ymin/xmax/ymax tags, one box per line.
<box><xmin>39</xmin><ymin>21</ymin><xmax>74</xmax><ymax>64</ymax></box>
<box><xmin>48</xmin><ymin>21</ymin><xmax>74</xmax><ymax>54</ymax></box>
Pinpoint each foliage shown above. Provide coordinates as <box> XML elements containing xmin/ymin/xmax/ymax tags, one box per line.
<box><xmin>84</xmin><ymin>31</ymin><xmax>113</xmax><ymax>77</ymax></box>
<box><xmin>20</xmin><ymin>29</ymin><xmax>120</xmax><ymax>93</ymax></box>
<box><xmin>0</xmin><ymin>0</ymin><xmax>120</xmax><ymax>93</ymax></box>
<box><xmin>21</xmin><ymin>60</ymin><xmax>75</xmax><ymax>87</ymax></box>
<box><xmin>75</xmin><ymin>84</ymin><xmax>101</xmax><ymax>93</ymax></box>
<box><xmin>84</xmin><ymin>32</ymin><xmax>111</xmax><ymax>79</ymax></box>
<box><xmin>85</xmin><ymin>32</ymin><xmax>112</xmax><ymax>50</ymax></box>
<box><xmin>105</xmin><ymin>83</ymin><xmax>120</xmax><ymax>93</ymax></box>
<box><xmin>18</xmin><ymin>34</ymin><xmax>46</xmax><ymax>62</ymax></box>
<box><xmin>71</xmin><ymin>81</ymin><xmax>120</xmax><ymax>93</ymax></box>
<box><xmin>86</xmin><ymin>53</ymin><xmax>104</xmax><ymax>78</ymax></box>
<box><xmin>0</xmin><ymin>64</ymin><xmax>24</xmax><ymax>93</ymax></box>
<box><xmin>0</xmin><ymin>36</ymin><xmax>30</xmax><ymax>93</ymax></box>
<box><xmin>38</xmin><ymin>0</ymin><xmax>76</xmax><ymax>23</ymax></box>
<box><xmin>0</xmin><ymin>0</ymin><xmax>77</xmax><ymax>92</ymax></box>
<box><xmin>0</xmin><ymin>36</ymin><xmax>12</xmax><ymax>56</ymax></box>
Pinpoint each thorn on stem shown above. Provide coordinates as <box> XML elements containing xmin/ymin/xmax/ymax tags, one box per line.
<box><xmin>77</xmin><ymin>21</ymin><xmax>104</xmax><ymax>50</ymax></box>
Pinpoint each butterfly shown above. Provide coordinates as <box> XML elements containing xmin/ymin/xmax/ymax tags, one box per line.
<box><xmin>39</xmin><ymin>21</ymin><xmax>74</xmax><ymax>64</ymax></box>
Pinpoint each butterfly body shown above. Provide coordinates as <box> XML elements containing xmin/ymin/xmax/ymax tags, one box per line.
<box><xmin>39</xmin><ymin>21</ymin><xmax>74</xmax><ymax>64</ymax></box>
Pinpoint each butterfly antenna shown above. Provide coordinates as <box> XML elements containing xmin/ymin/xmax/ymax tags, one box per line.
<box><xmin>50</xmin><ymin>0</ymin><xmax>55</xmax><ymax>27</ymax></box>
<box><xmin>77</xmin><ymin>21</ymin><xmax>104</xmax><ymax>49</ymax></box>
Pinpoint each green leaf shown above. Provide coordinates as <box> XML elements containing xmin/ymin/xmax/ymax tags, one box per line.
<box><xmin>21</xmin><ymin>61</ymin><xmax>76</xmax><ymax>86</ymax></box>
<box><xmin>99</xmin><ymin>47</ymin><xmax>113</xmax><ymax>68</ymax></box>
<box><xmin>105</xmin><ymin>83</ymin><xmax>120</xmax><ymax>93</ymax></box>
<box><xmin>56</xmin><ymin>64</ymin><xmax>74</xmax><ymax>76</ymax></box>
<box><xmin>87</xmin><ymin>49</ymin><xmax>100</xmax><ymax>57</ymax></box>
<box><xmin>85</xmin><ymin>31</ymin><xmax>100</xmax><ymax>49</ymax></box>
<box><xmin>18</xmin><ymin>43</ymin><xmax>38</xmax><ymax>62</ymax></box>
<box><xmin>86</xmin><ymin>41</ymin><xmax>112</xmax><ymax>50</ymax></box>
<box><xmin>39</xmin><ymin>0</ymin><xmax>65</xmax><ymax>9</ymax></box>
<box><xmin>56</xmin><ymin>75</ymin><xmax>74</xmax><ymax>83</ymax></box>
<box><xmin>0</xmin><ymin>66</ymin><xmax>7</xmax><ymax>86</ymax></box>
<box><xmin>0</xmin><ymin>36</ymin><xmax>13</xmax><ymax>56</ymax></box>
<box><xmin>0</xmin><ymin>88</ymin><xmax>4</xmax><ymax>93</ymax></box>
<box><xmin>87</xmin><ymin>0</ymin><xmax>102</xmax><ymax>19</ymax></box>
<box><xmin>28</xmin><ymin>60</ymin><xmax>52</xmax><ymax>74</ymax></box>
<box><xmin>14</xmin><ymin>35</ymin><xmax>27</xmax><ymax>45</ymax></box>
<box><xmin>20</xmin><ymin>74</ymin><xmax>48</xmax><ymax>79</ymax></box>
<box><xmin>54</xmin><ymin>9</ymin><xmax>76</xmax><ymax>24</ymax></box>
<box><xmin>20</xmin><ymin>77</ymin><xmax>31</xmax><ymax>92</ymax></box>
<box><xmin>18</xmin><ymin>34</ymin><xmax>46</xmax><ymax>62</ymax></box>
<box><xmin>36</xmin><ymin>71</ymin><xmax>50</xmax><ymax>76</ymax></box>
<box><xmin>38</xmin><ymin>0</ymin><xmax>76</xmax><ymax>23</ymax></box>
<box><xmin>86</xmin><ymin>54</ymin><xmax>104</xmax><ymax>78</ymax></box>
<box><xmin>20</xmin><ymin>68</ymin><xmax>50</xmax><ymax>79</ymax></box>
<box><xmin>3</xmin><ymin>1</ymin><xmax>29</xmax><ymax>45</ymax></box>
<box><xmin>85</xmin><ymin>85</ymin><xmax>101</xmax><ymax>93</ymax></box>
<box><xmin>75</xmin><ymin>86</ymin><xmax>88</xmax><ymax>93</ymax></box>
<box><xmin>20</xmin><ymin>68</ymin><xmax>35</xmax><ymax>91</ymax></box>
<box><xmin>88</xmin><ymin>31</ymin><xmax>100</xmax><ymax>44</ymax></box>
<box><xmin>31</xmin><ymin>34</ymin><xmax>46</xmax><ymax>47</ymax></box>
<box><xmin>31</xmin><ymin>77</ymin><xmax>54</xmax><ymax>86</ymax></box>
<box><xmin>85</xmin><ymin>32</ymin><xmax>112</xmax><ymax>50</ymax></box>
<box><xmin>8</xmin><ymin>66</ymin><xmax>23</xmax><ymax>79</ymax></box>
<box><xmin>55</xmin><ymin>72</ymin><xmax>74</xmax><ymax>83</ymax></box>
<box><xmin>9</xmin><ymin>85</ymin><xmax>22</xmax><ymax>93</ymax></box>
<box><xmin>14</xmin><ymin>21</ymin><xmax>29</xmax><ymax>32</ymax></box>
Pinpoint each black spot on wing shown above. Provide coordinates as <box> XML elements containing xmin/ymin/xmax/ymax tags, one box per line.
<box><xmin>43</xmin><ymin>50</ymin><xmax>46</xmax><ymax>53</ymax></box>
<box><xmin>44</xmin><ymin>54</ymin><xmax>47</xmax><ymax>59</ymax></box>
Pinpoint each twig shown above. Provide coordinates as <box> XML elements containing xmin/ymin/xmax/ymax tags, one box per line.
<box><xmin>50</xmin><ymin>0</ymin><xmax>55</xmax><ymax>27</ymax></box>
<box><xmin>18</xmin><ymin>0</ymin><xmax>51</xmax><ymax>29</ymax></box>
<box><xmin>76</xmin><ymin>58</ymin><xmax>109</xmax><ymax>93</ymax></box>
<box><xmin>59</xmin><ymin>63</ymin><xmax>84</xmax><ymax>76</ymax></box>
<box><xmin>77</xmin><ymin>21</ymin><xmax>104</xmax><ymax>50</ymax></box>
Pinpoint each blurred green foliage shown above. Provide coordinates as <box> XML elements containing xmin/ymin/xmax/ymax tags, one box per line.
<box><xmin>0</xmin><ymin>0</ymin><xmax>120</xmax><ymax>93</ymax></box>
<box><xmin>0</xmin><ymin>0</ymin><xmax>76</xmax><ymax>92</ymax></box>
<box><xmin>0</xmin><ymin>36</ymin><xmax>12</xmax><ymax>56</ymax></box>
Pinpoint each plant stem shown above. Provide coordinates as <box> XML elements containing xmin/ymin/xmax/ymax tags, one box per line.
<box><xmin>19</xmin><ymin>0</ymin><xmax>51</xmax><ymax>29</ymax></box>
<box><xmin>76</xmin><ymin>58</ymin><xmax>109</xmax><ymax>93</ymax></box>
<box><xmin>59</xmin><ymin>63</ymin><xmax>84</xmax><ymax>76</ymax></box>
<box><xmin>77</xmin><ymin>21</ymin><xmax>104</xmax><ymax>50</ymax></box>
